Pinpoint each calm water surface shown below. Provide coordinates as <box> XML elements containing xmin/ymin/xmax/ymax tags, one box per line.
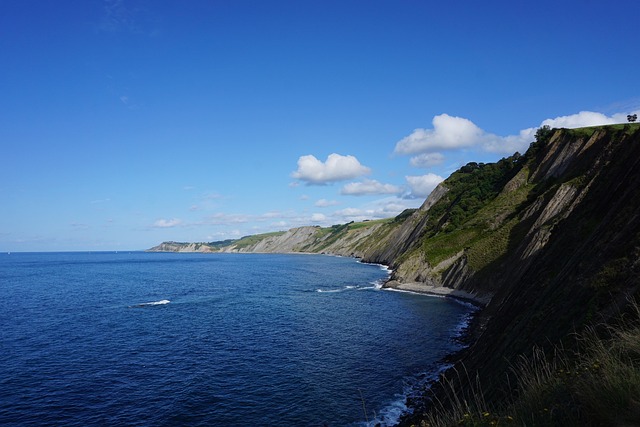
<box><xmin>0</xmin><ymin>252</ymin><xmax>471</xmax><ymax>426</ymax></box>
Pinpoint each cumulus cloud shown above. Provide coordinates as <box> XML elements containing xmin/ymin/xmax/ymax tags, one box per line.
<box><xmin>394</xmin><ymin>114</ymin><xmax>528</xmax><ymax>157</ymax></box>
<box><xmin>394</xmin><ymin>114</ymin><xmax>487</xmax><ymax>155</ymax></box>
<box><xmin>396</xmin><ymin>110</ymin><xmax>640</xmax><ymax>166</ymax></box>
<box><xmin>291</xmin><ymin>153</ymin><xmax>371</xmax><ymax>185</ymax></box>
<box><xmin>153</xmin><ymin>218</ymin><xmax>182</xmax><ymax>228</ymax></box>
<box><xmin>340</xmin><ymin>179</ymin><xmax>403</xmax><ymax>196</ymax></box>
<box><xmin>406</xmin><ymin>173</ymin><xmax>445</xmax><ymax>198</ymax></box>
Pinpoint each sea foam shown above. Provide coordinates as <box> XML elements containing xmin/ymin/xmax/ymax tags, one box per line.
<box><xmin>131</xmin><ymin>299</ymin><xmax>170</xmax><ymax>307</ymax></box>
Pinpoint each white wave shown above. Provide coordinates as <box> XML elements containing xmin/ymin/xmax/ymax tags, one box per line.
<box><xmin>365</xmin><ymin>395</ymin><xmax>407</xmax><ymax>427</ymax></box>
<box><xmin>316</xmin><ymin>285</ymin><xmax>358</xmax><ymax>293</ymax></box>
<box><xmin>317</xmin><ymin>281</ymin><xmax>387</xmax><ymax>293</ymax></box>
<box><xmin>132</xmin><ymin>299</ymin><xmax>170</xmax><ymax>307</ymax></box>
<box><xmin>372</xmin><ymin>279</ymin><xmax>386</xmax><ymax>290</ymax></box>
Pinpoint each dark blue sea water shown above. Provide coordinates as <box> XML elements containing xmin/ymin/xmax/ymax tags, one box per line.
<box><xmin>0</xmin><ymin>252</ymin><xmax>472</xmax><ymax>426</ymax></box>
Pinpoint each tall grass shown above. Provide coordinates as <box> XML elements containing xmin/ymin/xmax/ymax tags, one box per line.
<box><xmin>416</xmin><ymin>300</ymin><xmax>640</xmax><ymax>427</ymax></box>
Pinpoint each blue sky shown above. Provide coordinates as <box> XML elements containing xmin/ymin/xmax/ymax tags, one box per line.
<box><xmin>2</xmin><ymin>0</ymin><xmax>639</xmax><ymax>252</ymax></box>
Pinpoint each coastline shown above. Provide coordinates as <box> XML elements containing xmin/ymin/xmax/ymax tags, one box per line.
<box><xmin>382</xmin><ymin>280</ymin><xmax>491</xmax><ymax>307</ymax></box>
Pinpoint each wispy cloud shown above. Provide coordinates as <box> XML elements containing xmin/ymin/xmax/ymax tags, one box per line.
<box><xmin>152</xmin><ymin>218</ymin><xmax>182</xmax><ymax>228</ymax></box>
<box><xmin>201</xmin><ymin>213</ymin><xmax>250</xmax><ymax>225</ymax></box>
<box><xmin>119</xmin><ymin>95</ymin><xmax>140</xmax><ymax>110</ymax></box>
<box><xmin>98</xmin><ymin>0</ymin><xmax>158</xmax><ymax>35</ymax></box>
<box><xmin>314</xmin><ymin>199</ymin><xmax>339</xmax><ymax>207</ymax></box>
<box><xmin>90</xmin><ymin>198</ymin><xmax>111</xmax><ymax>204</ymax></box>
<box><xmin>332</xmin><ymin>197</ymin><xmax>416</xmax><ymax>222</ymax></box>
<box><xmin>99</xmin><ymin>0</ymin><xmax>136</xmax><ymax>32</ymax></box>
<box><xmin>291</xmin><ymin>153</ymin><xmax>371</xmax><ymax>185</ymax></box>
<box><xmin>188</xmin><ymin>192</ymin><xmax>225</xmax><ymax>212</ymax></box>
<box><xmin>409</xmin><ymin>153</ymin><xmax>445</xmax><ymax>168</ymax></box>
<box><xmin>311</xmin><ymin>213</ymin><xmax>327</xmax><ymax>222</ymax></box>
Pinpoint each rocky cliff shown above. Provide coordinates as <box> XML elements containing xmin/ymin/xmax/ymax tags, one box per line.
<box><xmin>150</xmin><ymin>123</ymin><xmax>640</xmax><ymax>422</ymax></box>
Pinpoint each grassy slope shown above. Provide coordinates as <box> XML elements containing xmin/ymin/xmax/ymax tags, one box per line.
<box><xmin>423</xmin><ymin>302</ymin><xmax>640</xmax><ymax>427</ymax></box>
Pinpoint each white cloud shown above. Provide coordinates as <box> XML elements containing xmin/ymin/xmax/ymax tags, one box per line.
<box><xmin>311</xmin><ymin>213</ymin><xmax>327</xmax><ymax>222</ymax></box>
<box><xmin>540</xmin><ymin>110</ymin><xmax>637</xmax><ymax>128</ymax></box>
<box><xmin>333</xmin><ymin>207</ymin><xmax>368</xmax><ymax>222</ymax></box>
<box><xmin>409</xmin><ymin>152</ymin><xmax>445</xmax><ymax>168</ymax></box>
<box><xmin>315</xmin><ymin>199</ymin><xmax>340</xmax><ymax>207</ymax></box>
<box><xmin>291</xmin><ymin>153</ymin><xmax>371</xmax><ymax>185</ymax></box>
<box><xmin>153</xmin><ymin>218</ymin><xmax>182</xmax><ymax>228</ymax></box>
<box><xmin>340</xmin><ymin>179</ymin><xmax>403</xmax><ymax>196</ymax></box>
<box><xmin>332</xmin><ymin>197</ymin><xmax>420</xmax><ymax>222</ymax></box>
<box><xmin>261</xmin><ymin>211</ymin><xmax>281</xmax><ymax>219</ymax></box>
<box><xmin>406</xmin><ymin>173</ymin><xmax>445</xmax><ymax>198</ymax></box>
<box><xmin>396</xmin><ymin>110</ymin><xmax>640</xmax><ymax>166</ymax></box>
<box><xmin>394</xmin><ymin>114</ymin><xmax>487</xmax><ymax>155</ymax></box>
<box><xmin>204</xmin><ymin>213</ymin><xmax>250</xmax><ymax>225</ymax></box>
<box><xmin>483</xmin><ymin>128</ymin><xmax>536</xmax><ymax>154</ymax></box>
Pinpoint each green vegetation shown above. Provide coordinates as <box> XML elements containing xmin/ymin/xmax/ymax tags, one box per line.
<box><xmin>423</xmin><ymin>155</ymin><xmax>523</xmax><ymax>235</ymax></box>
<box><xmin>419</xmin><ymin>301</ymin><xmax>640</xmax><ymax>427</ymax></box>
<box><xmin>349</xmin><ymin>217</ymin><xmax>392</xmax><ymax>229</ymax></box>
<box><xmin>206</xmin><ymin>238</ymin><xmax>239</xmax><ymax>248</ymax></box>
<box><xmin>423</xmin><ymin>227</ymin><xmax>480</xmax><ymax>267</ymax></box>
<box><xmin>415</xmin><ymin>153</ymin><xmax>529</xmax><ymax>271</ymax></box>
<box><xmin>231</xmin><ymin>231</ymin><xmax>286</xmax><ymax>249</ymax></box>
<box><xmin>394</xmin><ymin>208</ymin><xmax>418</xmax><ymax>223</ymax></box>
<box><xmin>534</xmin><ymin>124</ymin><xmax>553</xmax><ymax>143</ymax></box>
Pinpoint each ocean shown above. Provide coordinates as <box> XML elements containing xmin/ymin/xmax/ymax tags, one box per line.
<box><xmin>0</xmin><ymin>252</ymin><xmax>472</xmax><ymax>426</ymax></box>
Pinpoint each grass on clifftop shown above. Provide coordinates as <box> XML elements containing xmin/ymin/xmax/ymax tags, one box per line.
<box><xmin>417</xmin><ymin>301</ymin><xmax>640</xmax><ymax>427</ymax></box>
<box><xmin>230</xmin><ymin>231</ymin><xmax>286</xmax><ymax>249</ymax></box>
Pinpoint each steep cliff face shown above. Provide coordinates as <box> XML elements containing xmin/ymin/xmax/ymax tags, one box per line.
<box><xmin>150</xmin><ymin>124</ymin><xmax>640</xmax><ymax>416</ymax></box>
<box><xmin>446</xmin><ymin>124</ymin><xmax>640</xmax><ymax>403</ymax></box>
<box><xmin>148</xmin><ymin>241</ymin><xmax>217</xmax><ymax>252</ymax></box>
<box><xmin>388</xmin><ymin>123</ymin><xmax>640</xmax><ymax>424</ymax></box>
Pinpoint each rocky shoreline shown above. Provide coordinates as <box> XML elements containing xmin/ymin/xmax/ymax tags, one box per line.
<box><xmin>382</xmin><ymin>280</ymin><xmax>491</xmax><ymax>307</ymax></box>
